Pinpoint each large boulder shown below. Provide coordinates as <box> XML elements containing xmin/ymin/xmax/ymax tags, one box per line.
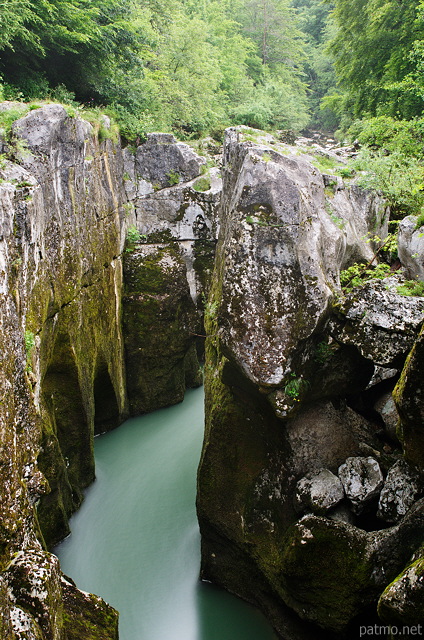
<box><xmin>378</xmin><ymin>548</ymin><xmax>424</xmax><ymax>626</ymax></box>
<box><xmin>377</xmin><ymin>459</ymin><xmax>423</xmax><ymax>523</ymax></box>
<box><xmin>394</xmin><ymin>323</ymin><xmax>424</xmax><ymax>471</ymax></box>
<box><xmin>294</xmin><ymin>469</ymin><xmax>344</xmax><ymax>515</ymax></box>
<box><xmin>214</xmin><ymin>128</ymin><xmax>386</xmax><ymax>418</ymax></box>
<box><xmin>123</xmin><ymin>243</ymin><xmax>202</xmax><ymax>415</ymax></box>
<box><xmin>197</xmin><ymin>127</ymin><xmax>397</xmax><ymax>639</ymax></box>
<box><xmin>330</xmin><ymin>279</ymin><xmax>424</xmax><ymax>368</ymax></box>
<box><xmin>338</xmin><ymin>456</ymin><xmax>383</xmax><ymax>513</ymax></box>
<box><xmin>279</xmin><ymin>499</ymin><xmax>424</xmax><ymax>631</ymax></box>
<box><xmin>134</xmin><ymin>132</ymin><xmax>206</xmax><ymax>189</ymax></box>
<box><xmin>374</xmin><ymin>392</ymin><xmax>400</xmax><ymax>442</ymax></box>
<box><xmin>398</xmin><ymin>214</ymin><xmax>424</xmax><ymax>280</ymax></box>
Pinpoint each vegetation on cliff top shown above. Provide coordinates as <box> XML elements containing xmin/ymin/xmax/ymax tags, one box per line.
<box><xmin>0</xmin><ymin>0</ymin><xmax>313</xmax><ymax>138</ymax></box>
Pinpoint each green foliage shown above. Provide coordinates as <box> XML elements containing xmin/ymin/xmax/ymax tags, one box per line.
<box><xmin>348</xmin><ymin>116</ymin><xmax>424</xmax><ymax>159</ymax></box>
<box><xmin>314</xmin><ymin>340</ymin><xmax>337</xmax><ymax>364</ymax></box>
<box><xmin>192</xmin><ymin>176</ymin><xmax>211</xmax><ymax>192</ymax></box>
<box><xmin>292</xmin><ymin>0</ymin><xmax>338</xmax><ymax>129</ymax></box>
<box><xmin>125</xmin><ymin>225</ymin><xmax>143</xmax><ymax>252</ymax></box>
<box><xmin>167</xmin><ymin>171</ymin><xmax>180</xmax><ymax>186</ymax></box>
<box><xmin>340</xmin><ymin>261</ymin><xmax>391</xmax><ymax>293</ymax></box>
<box><xmin>350</xmin><ymin>148</ymin><xmax>424</xmax><ymax>217</ymax></box>
<box><xmin>335</xmin><ymin>166</ymin><xmax>354</xmax><ymax>179</ymax></box>
<box><xmin>415</xmin><ymin>210</ymin><xmax>424</xmax><ymax>229</ymax></box>
<box><xmin>310</xmin><ymin>153</ymin><xmax>339</xmax><ymax>173</ymax></box>
<box><xmin>203</xmin><ymin>297</ymin><xmax>218</xmax><ymax>320</ymax></box>
<box><xmin>0</xmin><ymin>0</ymin><xmax>312</xmax><ymax>138</ymax></box>
<box><xmin>328</xmin><ymin>0</ymin><xmax>424</xmax><ymax>121</ymax></box>
<box><xmin>397</xmin><ymin>278</ymin><xmax>424</xmax><ymax>297</ymax></box>
<box><xmin>0</xmin><ymin>105</ymin><xmax>30</xmax><ymax>132</ymax></box>
<box><xmin>284</xmin><ymin>373</ymin><xmax>309</xmax><ymax>400</ymax></box>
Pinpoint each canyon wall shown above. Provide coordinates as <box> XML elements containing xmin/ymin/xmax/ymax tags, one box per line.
<box><xmin>0</xmin><ymin>104</ymin><xmax>217</xmax><ymax>640</ymax></box>
<box><xmin>1</xmin><ymin>106</ymin><xmax>422</xmax><ymax>640</ymax></box>
<box><xmin>197</xmin><ymin>127</ymin><xmax>424</xmax><ymax>639</ymax></box>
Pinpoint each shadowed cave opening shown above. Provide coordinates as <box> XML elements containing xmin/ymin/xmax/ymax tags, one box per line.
<box><xmin>93</xmin><ymin>362</ymin><xmax>120</xmax><ymax>435</ymax></box>
<box><xmin>38</xmin><ymin>332</ymin><xmax>94</xmax><ymax>546</ymax></box>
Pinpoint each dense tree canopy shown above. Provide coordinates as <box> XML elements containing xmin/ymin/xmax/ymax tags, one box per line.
<box><xmin>1</xmin><ymin>0</ymin><xmax>423</xmax><ymax>139</ymax></box>
<box><xmin>328</xmin><ymin>0</ymin><xmax>424</xmax><ymax>120</ymax></box>
<box><xmin>0</xmin><ymin>0</ymin><xmax>312</xmax><ymax>136</ymax></box>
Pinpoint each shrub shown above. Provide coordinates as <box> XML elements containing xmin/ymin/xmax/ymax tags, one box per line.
<box><xmin>350</xmin><ymin>148</ymin><xmax>424</xmax><ymax>218</ymax></box>
<box><xmin>397</xmin><ymin>279</ymin><xmax>424</xmax><ymax>297</ymax></box>
<box><xmin>340</xmin><ymin>262</ymin><xmax>392</xmax><ymax>293</ymax></box>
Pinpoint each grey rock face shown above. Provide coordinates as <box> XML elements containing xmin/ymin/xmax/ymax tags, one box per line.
<box><xmin>398</xmin><ymin>214</ymin><xmax>424</xmax><ymax>280</ymax></box>
<box><xmin>374</xmin><ymin>392</ymin><xmax>400</xmax><ymax>441</ymax></box>
<box><xmin>295</xmin><ymin>469</ymin><xmax>344</xmax><ymax>515</ymax></box>
<box><xmin>338</xmin><ymin>456</ymin><xmax>383</xmax><ymax>513</ymax></box>
<box><xmin>135</xmin><ymin>132</ymin><xmax>206</xmax><ymax>188</ymax></box>
<box><xmin>287</xmin><ymin>400</ymin><xmax>376</xmax><ymax>477</ymax></box>
<box><xmin>330</xmin><ymin>279</ymin><xmax>424</xmax><ymax>367</ymax></box>
<box><xmin>378</xmin><ymin>460</ymin><xmax>422</xmax><ymax>523</ymax></box>
<box><xmin>215</xmin><ymin>128</ymin><xmax>386</xmax><ymax>418</ymax></box>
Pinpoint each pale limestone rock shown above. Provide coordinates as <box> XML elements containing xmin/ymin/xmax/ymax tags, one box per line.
<box><xmin>338</xmin><ymin>456</ymin><xmax>383</xmax><ymax>513</ymax></box>
<box><xmin>295</xmin><ymin>469</ymin><xmax>344</xmax><ymax>515</ymax></box>
<box><xmin>378</xmin><ymin>460</ymin><xmax>422</xmax><ymax>523</ymax></box>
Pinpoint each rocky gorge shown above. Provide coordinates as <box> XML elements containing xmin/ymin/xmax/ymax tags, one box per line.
<box><xmin>0</xmin><ymin>104</ymin><xmax>423</xmax><ymax>639</ymax></box>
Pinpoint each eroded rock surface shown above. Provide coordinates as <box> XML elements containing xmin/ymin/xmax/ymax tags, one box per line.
<box><xmin>294</xmin><ymin>469</ymin><xmax>344</xmax><ymax>515</ymax></box>
<box><xmin>338</xmin><ymin>456</ymin><xmax>383</xmax><ymax>514</ymax></box>
<box><xmin>197</xmin><ymin>126</ymin><xmax>424</xmax><ymax>639</ymax></box>
<box><xmin>377</xmin><ymin>460</ymin><xmax>422</xmax><ymax>523</ymax></box>
<box><xmin>398</xmin><ymin>215</ymin><xmax>424</xmax><ymax>280</ymax></box>
<box><xmin>378</xmin><ymin>546</ymin><xmax>424</xmax><ymax>626</ymax></box>
<box><xmin>0</xmin><ymin>105</ymin><xmax>218</xmax><ymax>640</ymax></box>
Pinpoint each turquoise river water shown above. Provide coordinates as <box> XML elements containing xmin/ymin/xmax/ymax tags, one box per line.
<box><xmin>55</xmin><ymin>387</ymin><xmax>277</xmax><ymax>640</ymax></box>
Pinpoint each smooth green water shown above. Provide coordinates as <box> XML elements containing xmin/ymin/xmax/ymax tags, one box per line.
<box><xmin>55</xmin><ymin>387</ymin><xmax>277</xmax><ymax>640</ymax></box>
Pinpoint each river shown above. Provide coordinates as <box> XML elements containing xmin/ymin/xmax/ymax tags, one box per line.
<box><xmin>55</xmin><ymin>387</ymin><xmax>277</xmax><ymax>640</ymax></box>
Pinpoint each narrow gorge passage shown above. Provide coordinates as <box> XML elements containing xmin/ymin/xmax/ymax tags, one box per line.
<box><xmin>55</xmin><ymin>387</ymin><xmax>276</xmax><ymax>640</ymax></box>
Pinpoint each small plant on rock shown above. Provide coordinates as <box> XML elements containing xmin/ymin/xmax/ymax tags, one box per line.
<box><xmin>125</xmin><ymin>225</ymin><xmax>143</xmax><ymax>253</ymax></box>
<box><xmin>24</xmin><ymin>330</ymin><xmax>35</xmax><ymax>372</ymax></box>
<box><xmin>167</xmin><ymin>171</ymin><xmax>180</xmax><ymax>186</ymax></box>
<box><xmin>284</xmin><ymin>374</ymin><xmax>309</xmax><ymax>401</ymax></box>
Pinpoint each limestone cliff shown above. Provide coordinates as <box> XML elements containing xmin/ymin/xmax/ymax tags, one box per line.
<box><xmin>197</xmin><ymin>127</ymin><xmax>424</xmax><ymax>638</ymax></box>
<box><xmin>0</xmin><ymin>105</ymin><xmax>218</xmax><ymax>640</ymax></box>
<box><xmin>1</xmin><ymin>105</ymin><xmax>423</xmax><ymax>640</ymax></box>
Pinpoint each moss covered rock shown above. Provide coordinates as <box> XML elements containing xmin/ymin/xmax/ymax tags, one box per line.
<box><xmin>378</xmin><ymin>548</ymin><xmax>424</xmax><ymax>626</ymax></box>
<box><xmin>123</xmin><ymin>243</ymin><xmax>202</xmax><ymax>414</ymax></box>
<box><xmin>394</xmin><ymin>324</ymin><xmax>424</xmax><ymax>471</ymax></box>
<box><xmin>197</xmin><ymin>127</ymin><xmax>423</xmax><ymax>638</ymax></box>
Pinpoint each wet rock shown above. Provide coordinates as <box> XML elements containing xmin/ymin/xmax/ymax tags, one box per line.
<box><xmin>398</xmin><ymin>214</ymin><xmax>424</xmax><ymax>280</ymax></box>
<box><xmin>378</xmin><ymin>548</ymin><xmax>424</xmax><ymax>626</ymax></box>
<box><xmin>61</xmin><ymin>576</ymin><xmax>119</xmax><ymax>640</ymax></box>
<box><xmin>5</xmin><ymin>546</ymin><xmax>63</xmax><ymax>640</ymax></box>
<box><xmin>135</xmin><ymin>132</ymin><xmax>206</xmax><ymax>189</ymax></box>
<box><xmin>295</xmin><ymin>469</ymin><xmax>344</xmax><ymax>515</ymax></box>
<box><xmin>123</xmin><ymin>243</ymin><xmax>202</xmax><ymax>415</ymax></box>
<box><xmin>197</xmin><ymin>127</ymin><xmax>395</xmax><ymax>638</ymax></box>
<box><xmin>338</xmin><ymin>456</ymin><xmax>383</xmax><ymax>513</ymax></box>
<box><xmin>330</xmin><ymin>279</ymin><xmax>424</xmax><ymax>368</ymax></box>
<box><xmin>377</xmin><ymin>460</ymin><xmax>422</xmax><ymax>523</ymax></box>
<box><xmin>287</xmin><ymin>401</ymin><xmax>377</xmax><ymax>477</ymax></box>
<box><xmin>366</xmin><ymin>365</ymin><xmax>398</xmax><ymax>389</ymax></box>
<box><xmin>215</xmin><ymin>128</ymin><xmax>385</xmax><ymax>416</ymax></box>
